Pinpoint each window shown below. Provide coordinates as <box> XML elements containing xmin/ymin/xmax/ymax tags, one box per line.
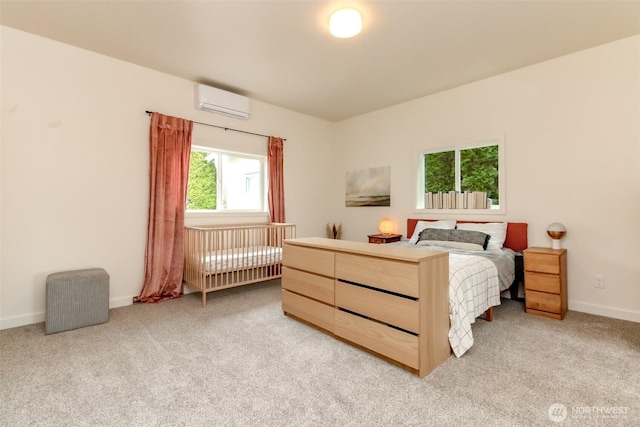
<box><xmin>187</xmin><ymin>147</ymin><xmax>266</xmax><ymax>212</ymax></box>
<box><xmin>416</xmin><ymin>137</ymin><xmax>504</xmax><ymax>212</ymax></box>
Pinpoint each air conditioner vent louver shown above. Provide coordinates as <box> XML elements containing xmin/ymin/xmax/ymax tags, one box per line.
<box><xmin>195</xmin><ymin>84</ymin><xmax>250</xmax><ymax>119</ymax></box>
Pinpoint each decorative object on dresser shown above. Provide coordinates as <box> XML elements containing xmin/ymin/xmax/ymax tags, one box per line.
<box><xmin>183</xmin><ymin>223</ymin><xmax>296</xmax><ymax>307</ymax></box>
<box><xmin>326</xmin><ymin>223</ymin><xmax>342</xmax><ymax>239</ymax></box>
<box><xmin>546</xmin><ymin>222</ymin><xmax>567</xmax><ymax>249</ymax></box>
<box><xmin>281</xmin><ymin>237</ymin><xmax>450</xmax><ymax>378</ymax></box>
<box><xmin>523</xmin><ymin>247</ymin><xmax>567</xmax><ymax>319</ymax></box>
<box><xmin>368</xmin><ymin>233</ymin><xmax>402</xmax><ymax>244</ymax></box>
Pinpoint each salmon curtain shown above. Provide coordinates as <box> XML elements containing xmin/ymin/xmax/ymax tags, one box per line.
<box><xmin>135</xmin><ymin>113</ymin><xmax>193</xmax><ymax>303</ymax></box>
<box><xmin>267</xmin><ymin>136</ymin><xmax>285</xmax><ymax>223</ymax></box>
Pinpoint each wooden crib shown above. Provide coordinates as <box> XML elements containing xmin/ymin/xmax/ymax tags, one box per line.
<box><xmin>183</xmin><ymin>222</ymin><xmax>296</xmax><ymax>307</ymax></box>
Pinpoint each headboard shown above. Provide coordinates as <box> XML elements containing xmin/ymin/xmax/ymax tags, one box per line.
<box><xmin>406</xmin><ymin>219</ymin><xmax>528</xmax><ymax>253</ymax></box>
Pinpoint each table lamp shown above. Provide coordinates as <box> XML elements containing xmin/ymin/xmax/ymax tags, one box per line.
<box><xmin>547</xmin><ymin>223</ymin><xmax>566</xmax><ymax>249</ymax></box>
<box><xmin>378</xmin><ymin>218</ymin><xmax>394</xmax><ymax>235</ymax></box>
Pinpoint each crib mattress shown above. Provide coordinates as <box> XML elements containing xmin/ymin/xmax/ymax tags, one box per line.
<box><xmin>199</xmin><ymin>246</ymin><xmax>283</xmax><ymax>274</ymax></box>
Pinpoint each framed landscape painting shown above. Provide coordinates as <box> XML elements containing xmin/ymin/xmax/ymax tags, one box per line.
<box><xmin>345</xmin><ymin>166</ymin><xmax>391</xmax><ymax>207</ymax></box>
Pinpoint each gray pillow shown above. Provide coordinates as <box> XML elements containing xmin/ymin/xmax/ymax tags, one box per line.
<box><xmin>416</xmin><ymin>228</ymin><xmax>490</xmax><ymax>250</ymax></box>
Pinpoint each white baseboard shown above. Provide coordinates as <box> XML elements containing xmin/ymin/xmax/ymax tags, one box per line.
<box><xmin>109</xmin><ymin>295</ymin><xmax>135</xmax><ymax>309</ymax></box>
<box><xmin>501</xmin><ymin>287</ymin><xmax>639</xmax><ymax>323</ymax></box>
<box><xmin>4</xmin><ymin>294</ymin><xmax>636</xmax><ymax>330</ymax></box>
<box><xmin>569</xmin><ymin>301</ymin><xmax>640</xmax><ymax>323</ymax></box>
<box><xmin>0</xmin><ymin>295</ymin><xmax>136</xmax><ymax>331</ymax></box>
<box><xmin>0</xmin><ymin>312</ymin><xmax>45</xmax><ymax>330</ymax></box>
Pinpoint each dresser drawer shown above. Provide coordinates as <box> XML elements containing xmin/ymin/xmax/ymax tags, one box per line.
<box><xmin>525</xmin><ymin>271</ymin><xmax>561</xmax><ymax>294</ymax></box>
<box><xmin>282</xmin><ymin>266</ymin><xmax>334</xmax><ymax>305</ymax></box>
<box><xmin>335</xmin><ymin>253</ymin><xmax>419</xmax><ymax>298</ymax></box>
<box><xmin>526</xmin><ymin>289</ymin><xmax>561</xmax><ymax>313</ymax></box>
<box><xmin>282</xmin><ymin>290</ymin><xmax>334</xmax><ymax>333</ymax></box>
<box><xmin>283</xmin><ymin>244</ymin><xmax>334</xmax><ymax>277</ymax></box>
<box><xmin>334</xmin><ymin>309</ymin><xmax>419</xmax><ymax>369</ymax></box>
<box><xmin>524</xmin><ymin>252</ymin><xmax>560</xmax><ymax>274</ymax></box>
<box><xmin>335</xmin><ymin>280</ymin><xmax>419</xmax><ymax>334</ymax></box>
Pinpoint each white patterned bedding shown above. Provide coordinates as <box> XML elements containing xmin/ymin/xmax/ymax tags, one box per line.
<box><xmin>199</xmin><ymin>246</ymin><xmax>283</xmax><ymax>273</ymax></box>
<box><xmin>392</xmin><ymin>241</ymin><xmax>512</xmax><ymax>357</ymax></box>
<box><xmin>447</xmin><ymin>253</ymin><xmax>500</xmax><ymax>357</ymax></box>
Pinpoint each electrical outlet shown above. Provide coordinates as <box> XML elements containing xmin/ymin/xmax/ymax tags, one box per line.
<box><xmin>594</xmin><ymin>274</ymin><xmax>605</xmax><ymax>289</ymax></box>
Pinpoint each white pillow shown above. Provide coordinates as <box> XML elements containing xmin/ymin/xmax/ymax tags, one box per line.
<box><xmin>456</xmin><ymin>222</ymin><xmax>507</xmax><ymax>250</ymax></box>
<box><xmin>408</xmin><ymin>220</ymin><xmax>456</xmax><ymax>245</ymax></box>
<box><xmin>416</xmin><ymin>240</ymin><xmax>485</xmax><ymax>251</ymax></box>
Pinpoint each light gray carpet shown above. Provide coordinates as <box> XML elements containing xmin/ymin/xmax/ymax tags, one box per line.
<box><xmin>1</xmin><ymin>280</ymin><xmax>638</xmax><ymax>426</ymax></box>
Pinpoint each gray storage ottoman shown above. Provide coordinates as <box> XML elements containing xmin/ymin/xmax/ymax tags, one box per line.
<box><xmin>45</xmin><ymin>268</ymin><xmax>110</xmax><ymax>334</ymax></box>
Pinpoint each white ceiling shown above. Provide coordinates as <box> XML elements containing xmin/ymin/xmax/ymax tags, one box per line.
<box><xmin>2</xmin><ymin>1</ymin><xmax>639</xmax><ymax>122</ymax></box>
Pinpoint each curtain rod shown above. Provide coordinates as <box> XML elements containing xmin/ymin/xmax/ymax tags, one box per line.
<box><xmin>145</xmin><ymin>111</ymin><xmax>286</xmax><ymax>141</ymax></box>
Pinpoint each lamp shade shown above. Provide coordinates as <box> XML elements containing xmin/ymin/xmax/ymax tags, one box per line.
<box><xmin>547</xmin><ymin>222</ymin><xmax>566</xmax><ymax>249</ymax></box>
<box><xmin>378</xmin><ymin>218</ymin><xmax>394</xmax><ymax>235</ymax></box>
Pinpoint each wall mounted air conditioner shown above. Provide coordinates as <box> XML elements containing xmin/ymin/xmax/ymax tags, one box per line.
<box><xmin>194</xmin><ymin>84</ymin><xmax>251</xmax><ymax>119</ymax></box>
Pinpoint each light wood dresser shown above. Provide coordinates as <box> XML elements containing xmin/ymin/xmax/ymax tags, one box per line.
<box><xmin>281</xmin><ymin>237</ymin><xmax>450</xmax><ymax>378</ymax></box>
<box><xmin>523</xmin><ymin>247</ymin><xmax>568</xmax><ymax>319</ymax></box>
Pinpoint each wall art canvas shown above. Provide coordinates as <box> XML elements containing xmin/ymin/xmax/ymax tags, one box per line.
<box><xmin>345</xmin><ymin>166</ymin><xmax>391</xmax><ymax>207</ymax></box>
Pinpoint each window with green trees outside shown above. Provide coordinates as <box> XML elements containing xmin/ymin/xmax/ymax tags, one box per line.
<box><xmin>417</xmin><ymin>138</ymin><xmax>504</xmax><ymax>212</ymax></box>
<box><xmin>187</xmin><ymin>147</ymin><xmax>265</xmax><ymax>212</ymax></box>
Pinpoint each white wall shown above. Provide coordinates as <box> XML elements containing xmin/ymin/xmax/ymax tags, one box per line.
<box><xmin>333</xmin><ymin>35</ymin><xmax>640</xmax><ymax>322</ymax></box>
<box><xmin>2</xmin><ymin>26</ymin><xmax>638</xmax><ymax>328</ymax></box>
<box><xmin>0</xmin><ymin>27</ymin><xmax>335</xmax><ymax>329</ymax></box>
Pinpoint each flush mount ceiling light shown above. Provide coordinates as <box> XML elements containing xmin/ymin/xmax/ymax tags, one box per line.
<box><xmin>329</xmin><ymin>8</ymin><xmax>362</xmax><ymax>38</ymax></box>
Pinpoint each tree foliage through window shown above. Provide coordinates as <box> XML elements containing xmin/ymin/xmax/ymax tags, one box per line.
<box><xmin>187</xmin><ymin>151</ymin><xmax>217</xmax><ymax>210</ymax></box>
<box><xmin>424</xmin><ymin>151</ymin><xmax>455</xmax><ymax>193</ymax></box>
<box><xmin>422</xmin><ymin>143</ymin><xmax>500</xmax><ymax>207</ymax></box>
<box><xmin>460</xmin><ymin>145</ymin><xmax>499</xmax><ymax>204</ymax></box>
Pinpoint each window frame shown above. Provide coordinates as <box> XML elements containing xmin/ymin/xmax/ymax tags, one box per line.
<box><xmin>185</xmin><ymin>145</ymin><xmax>268</xmax><ymax>216</ymax></box>
<box><xmin>415</xmin><ymin>136</ymin><xmax>505</xmax><ymax>214</ymax></box>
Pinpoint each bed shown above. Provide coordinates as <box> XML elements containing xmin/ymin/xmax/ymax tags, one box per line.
<box><xmin>402</xmin><ymin>219</ymin><xmax>528</xmax><ymax>357</ymax></box>
<box><xmin>281</xmin><ymin>219</ymin><xmax>527</xmax><ymax>376</ymax></box>
<box><xmin>184</xmin><ymin>223</ymin><xmax>296</xmax><ymax>307</ymax></box>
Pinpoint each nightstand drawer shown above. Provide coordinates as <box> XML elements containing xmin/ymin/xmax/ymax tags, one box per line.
<box><xmin>524</xmin><ymin>252</ymin><xmax>560</xmax><ymax>274</ymax></box>
<box><xmin>526</xmin><ymin>289</ymin><xmax>562</xmax><ymax>313</ymax></box>
<box><xmin>525</xmin><ymin>271</ymin><xmax>561</xmax><ymax>294</ymax></box>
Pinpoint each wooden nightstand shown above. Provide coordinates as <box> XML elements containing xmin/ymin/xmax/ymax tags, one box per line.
<box><xmin>523</xmin><ymin>247</ymin><xmax>567</xmax><ymax>319</ymax></box>
<box><xmin>367</xmin><ymin>233</ymin><xmax>402</xmax><ymax>244</ymax></box>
